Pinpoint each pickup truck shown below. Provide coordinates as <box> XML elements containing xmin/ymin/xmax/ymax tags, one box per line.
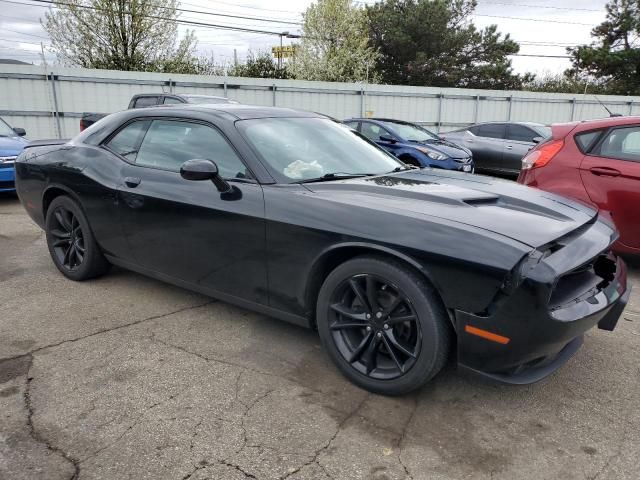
<box><xmin>80</xmin><ymin>93</ymin><xmax>238</xmax><ymax>131</ymax></box>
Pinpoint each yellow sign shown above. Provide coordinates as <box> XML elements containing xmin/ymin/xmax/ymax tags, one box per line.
<box><xmin>272</xmin><ymin>45</ymin><xmax>297</xmax><ymax>58</ymax></box>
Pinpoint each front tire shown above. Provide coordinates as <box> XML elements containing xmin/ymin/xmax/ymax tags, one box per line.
<box><xmin>45</xmin><ymin>196</ymin><xmax>110</xmax><ymax>281</ymax></box>
<box><xmin>316</xmin><ymin>256</ymin><xmax>451</xmax><ymax>395</ymax></box>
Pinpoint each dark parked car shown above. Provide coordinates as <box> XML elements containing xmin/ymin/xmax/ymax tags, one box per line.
<box><xmin>15</xmin><ymin>105</ymin><xmax>629</xmax><ymax>395</ymax></box>
<box><xmin>344</xmin><ymin>118</ymin><xmax>474</xmax><ymax>172</ymax></box>
<box><xmin>442</xmin><ymin>122</ymin><xmax>551</xmax><ymax>176</ymax></box>
<box><xmin>518</xmin><ymin>116</ymin><xmax>640</xmax><ymax>256</ymax></box>
<box><xmin>80</xmin><ymin>93</ymin><xmax>238</xmax><ymax>131</ymax></box>
<box><xmin>0</xmin><ymin>116</ymin><xmax>28</xmax><ymax>192</ymax></box>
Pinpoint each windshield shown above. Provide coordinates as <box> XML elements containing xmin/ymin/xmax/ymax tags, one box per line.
<box><xmin>238</xmin><ymin>117</ymin><xmax>402</xmax><ymax>183</ymax></box>
<box><xmin>0</xmin><ymin>118</ymin><xmax>16</xmax><ymax>137</ymax></box>
<box><xmin>380</xmin><ymin>121</ymin><xmax>439</xmax><ymax>142</ymax></box>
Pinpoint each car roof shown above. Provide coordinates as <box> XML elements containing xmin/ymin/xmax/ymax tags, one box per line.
<box><xmin>180</xmin><ymin>94</ymin><xmax>229</xmax><ymax>100</ymax></box>
<box><xmin>344</xmin><ymin>118</ymin><xmax>417</xmax><ymax>125</ymax></box>
<box><xmin>137</xmin><ymin>103</ymin><xmax>321</xmax><ymax>120</ymax></box>
<box><xmin>132</xmin><ymin>93</ymin><xmax>227</xmax><ymax>100</ymax></box>
<box><xmin>469</xmin><ymin>121</ymin><xmax>547</xmax><ymax>127</ymax></box>
<box><xmin>560</xmin><ymin>115</ymin><xmax>640</xmax><ymax>131</ymax></box>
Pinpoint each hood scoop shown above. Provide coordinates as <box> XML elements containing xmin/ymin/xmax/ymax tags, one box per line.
<box><xmin>306</xmin><ymin>170</ymin><xmax>595</xmax><ymax>248</ymax></box>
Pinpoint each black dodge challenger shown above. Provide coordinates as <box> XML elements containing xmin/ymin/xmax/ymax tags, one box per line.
<box><xmin>15</xmin><ymin>105</ymin><xmax>629</xmax><ymax>395</ymax></box>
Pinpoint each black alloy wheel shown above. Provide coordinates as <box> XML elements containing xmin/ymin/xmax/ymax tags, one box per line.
<box><xmin>45</xmin><ymin>196</ymin><xmax>110</xmax><ymax>281</ymax></box>
<box><xmin>329</xmin><ymin>274</ymin><xmax>421</xmax><ymax>380</ymax></box>
<box><xmin>49</xmin><ymin>205</ymin><xmax>85</xmax><ymax>271</ymax></box>
<box><xmin>317</xmin><ymin>256</ymin><xmax>451</xmax><ymax>395</ymax></box>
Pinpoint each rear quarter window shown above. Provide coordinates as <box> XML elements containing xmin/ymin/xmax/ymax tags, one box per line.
<box><xmin>133</xmin><ymin>96</ymin><xmax>158</xmax><ymax>108</ymax></box>
<box><xmin>575</xmin><ymin>130</ymin><xmax>603</xmax><ymax>153</ymax></box>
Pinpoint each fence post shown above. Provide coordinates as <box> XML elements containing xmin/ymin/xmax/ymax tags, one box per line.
<box><xmin>223</xmin><ymin>80</ymin><xmax>228</xmax><ymax>98</ymax></box>
<box><xmin>507</xmin><ymin>95</ymin><xmax>513</xmax><ymax>121</ymax></box>
<box><xmin>436</xmin><ymin>93</ymin><xmax>443</xmax><ymax>132</ymax></box>
<box><xmin>629</xmin><ymin>100</ymin><xmax>634</xmax><ymax>115</ymax></box>
<box><xmin>474</xmin><ymin>94</ymin><xmax>480</xmax><ymax>123</ymax></box>
<box><xmin>272</xmin><ymin>84</ymin><xmax>277</xmax><ymax>106</ymax></box>
<box><xmin>570</xmin><ymin>98</ymin><xmax>576</xmax><ymax>121</ymax></box>
<box><xmin>360</xmin><ymin>87</ymin><xmax>365</xmax><ymax>117</ymax></box>
<box><xmin>48</xmin><ymin>71</ymin><xmax>62</xmax><ymax>139</ymax></box>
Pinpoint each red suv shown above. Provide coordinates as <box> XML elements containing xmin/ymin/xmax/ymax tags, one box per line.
<box><xmin>518</xmin><ymin>116</ymin><xmax>640</xmax><ymax>255</ymax></box>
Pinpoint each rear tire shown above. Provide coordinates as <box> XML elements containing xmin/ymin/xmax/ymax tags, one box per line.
<box><xmin>45</xmin><ymin>196</ymin><xmax>110</xmax><ymax>281</ymax></box>
<box><xmin>316</xmin><ymin>255</ymin><xmax>451</xmax><ymax>395</ymax></box>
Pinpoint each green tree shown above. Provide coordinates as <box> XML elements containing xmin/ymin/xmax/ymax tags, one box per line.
<box><xmin>292</xmin><ymin>0</ymin><xmax>379</xmax><ymax>82</ymax></box>
<box><xmin>522</xmin><ymin>73</ymin><xmax>610</xmax><ymax>95</ymax></box>
<box><xmin>43</xmin><ymin>0</ymin><xmax>198</xmax><ymax>72</ymax></box>
<box><xmin>229</xmin><ymin>51</ymin><xmax>292</xmax><ymax>79</ymax></box>
<box><xmin>367</xmin><ymin>0</ymin><xmax>529</xmax><ymax>89</ymax></box>
<box><xmin>567</xmin><ymin>0</ymin><xmax>640</xmax><ymax>95</ymax></box>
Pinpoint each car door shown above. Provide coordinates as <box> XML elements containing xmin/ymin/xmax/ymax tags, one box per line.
<box><xmin>467</xmin><ymin>124</ymin><xmax>506</xmax><ymax>173</ymax></box>
<box><xmin>504</xmin><ymin>124</ymin><xmax>538</xmax><ymax>174</ymax></box>
<box><xmin>113</xmin><ymin>118</ymin><xmax>268</xmax><ymax>304</ymax></box>
<box><xmin>360</xmin><ymin>121</ymin><xmax>402</xmax><ymax>156</ymax></box>
<box><xmin>580</xmin><ymin>125</ymin><xmax>640</xmax><ymax>249</ymax></box>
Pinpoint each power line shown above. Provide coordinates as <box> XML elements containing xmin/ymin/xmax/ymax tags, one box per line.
<box><xmin>511</xmin><ymin>53</ymin><xmax>571</xmax><ymax>58</ymax></box>
<box><xmin>1</xmin><ymin>27</ymin><xmax>50</xmax><ymax>40</ymax></box>
<box><xmin>473</xmin><ymin>13</ymin><xmax>595</xmax><ymax>26</ymax></box>
<box><xmin>182</xmin><ymin>0</ymin><xmax>303</xmax><ymax>16</ymax></box>
<box><xmin>1</xmin><ymin>0</ymin><xmax>303</xmax><ymax>27</ymax></box>
<box><xmin>517</xmin><ymin>41</ymin><xmax>580</xmax><ymax>46</ymax></box>
<box><xmin>0</xmin><ymin>36</ymin><xmax>47</xmax><ymax>46</ymax></box>
<box><xmin>2</xmin><ymin>0</ymin><xmax>295</xmax><ymax>36</ymax></box>
<box><xmin>478</xmin><ymin>1</ymin><xmax>602</xmax><ymax>12</ymax></box>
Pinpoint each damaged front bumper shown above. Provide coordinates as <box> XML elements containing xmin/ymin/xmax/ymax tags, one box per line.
<box><xmin>455</xmin><ymin>218</ymin><xmax>630</xmax><ymax>385</ymax></box>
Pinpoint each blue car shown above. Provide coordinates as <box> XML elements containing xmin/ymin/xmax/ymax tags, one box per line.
<box><xmin>0</xmin><ymin>117</ymin><xmax>28</xmax><ymax>192</ymax></box>
<box><xmin>344</xmin><ymin>118</ymin><xmax>474</xmax><ymax>172</ymax></box>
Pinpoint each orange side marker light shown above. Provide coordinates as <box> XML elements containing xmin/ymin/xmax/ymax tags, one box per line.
<box><xmin>464</xmin><ymin>325</ymin><xmax>510</xmax><ymax>345</ymax></box>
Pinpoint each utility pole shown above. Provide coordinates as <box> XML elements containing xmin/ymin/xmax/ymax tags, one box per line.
<box><xmin>233</xmin><ymin>49</ymin><xmax>238</xmax><ymax>67</ymax></box>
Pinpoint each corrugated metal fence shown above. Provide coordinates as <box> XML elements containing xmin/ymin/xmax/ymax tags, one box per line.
<box><xmin>2</xmin><ymin>64</ymin><xmax>640</xmax><ymax>140</ymax></box>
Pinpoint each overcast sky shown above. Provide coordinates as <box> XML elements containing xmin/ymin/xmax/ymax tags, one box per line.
<box><xmin>0</xmin><ymin>0</ymin><xmax>610</xmax><ymax>78</ymax></box>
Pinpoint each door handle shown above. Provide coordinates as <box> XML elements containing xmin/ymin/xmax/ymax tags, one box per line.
<box><xmin>590</xmin><ymin>167</ymin><xmax>621</xmax><ymax>177</ymax></box>
<box><xmin>465</xmin><ymin>138</ymin><xmax>473</xmax><ymax>143</ymax></box>
<box><xmin>505</xmin><ymin>145</ymin><xmax>513</xmax><ymax>150</ymax></box>
<box><xmin>124</xmin><ymin>177</ymin><xmax>141</xmax><ymax>188</ymax></box>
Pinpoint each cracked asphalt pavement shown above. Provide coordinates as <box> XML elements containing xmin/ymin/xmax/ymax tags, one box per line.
<box><xmin>1</xmin><ymin>193</ymin><xmax>639</xmax><ymax>480</ymax></box>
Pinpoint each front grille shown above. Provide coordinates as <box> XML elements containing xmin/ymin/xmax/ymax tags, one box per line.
<box><xmin>0</xmin><ymin>157</ymin><xmax>16</xmax><ymax>168</ymax></box>
<box><xmin>454</xmin><ymin>157</ymin><xmax>471</xmax><ymax>164</ymax></box>
<box><xmin>549</xmin><ymin>252</ymin><xmax>616</xmax><ymax>310</ymax></box>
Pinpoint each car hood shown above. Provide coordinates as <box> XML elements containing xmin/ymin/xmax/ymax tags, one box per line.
<box><xmin>0</xmin><ymin>136</ymin><xmax>28</xmax><ymax>157</ymax></box>
<box><xmin>412</xmin><ymin>139</ymin><xmax>471</xmax><ymax>158</ymax></box>
<box><xmin>303</xmin><ymin>169</ymin><xmax>597</xmax><ymax>249</ymax></box>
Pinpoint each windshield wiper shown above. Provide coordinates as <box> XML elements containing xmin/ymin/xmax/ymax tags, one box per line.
<box><xmin>388</xmin><ymin>165</ymin><xmax>417</xmax><ymax>173</ymax></box>
<box><xmin>296</xmin><ymin>172</ymin><xmax>371</xmax><ymax>184</ymax></box>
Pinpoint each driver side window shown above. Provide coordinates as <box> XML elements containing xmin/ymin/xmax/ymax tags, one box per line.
<box><xmin>135</xmin><ymin>120</ymin><xmax>250</xmax><ymax>179</ymax></box>
<box><xmin>360</xmin><ymin>122</ymin><xmax>388</xmax><ymax>142</ymax></box>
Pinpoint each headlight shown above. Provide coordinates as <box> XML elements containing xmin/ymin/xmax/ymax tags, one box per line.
<box><xmin>415</xmin><ymin>146</ymin><xmax>447</xmax><ymax>161</ymax></box>
<box><xmin>0</xmin><ymin>156</ymin><xmax>17</xmax><ymax>164</ymax></box>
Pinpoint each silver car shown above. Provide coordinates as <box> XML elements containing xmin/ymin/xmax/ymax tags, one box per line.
<box><xmin>442</xmin><ymin>122</ymin><xmax>551</xmax><ymax>176</ymax></box>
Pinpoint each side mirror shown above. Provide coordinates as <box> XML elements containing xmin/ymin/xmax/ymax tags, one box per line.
<box><xmin>180</xmin><ymin>159</ymin><xmax>231</xmax><ymax>193</ymax></box>
<box><xmin>13</xmin><ymin>127</ymin><xmax>26</xmax><ymax>137</ymax></box>
<box><xmin>379</xmin><ymin>134</ymin><xmax>396</xmax><ymax>144</ymax></box>
<box><xmin>532</xmin><ymin>136</ymin><xmax>544</xmax><ymax>144</ymax></box>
